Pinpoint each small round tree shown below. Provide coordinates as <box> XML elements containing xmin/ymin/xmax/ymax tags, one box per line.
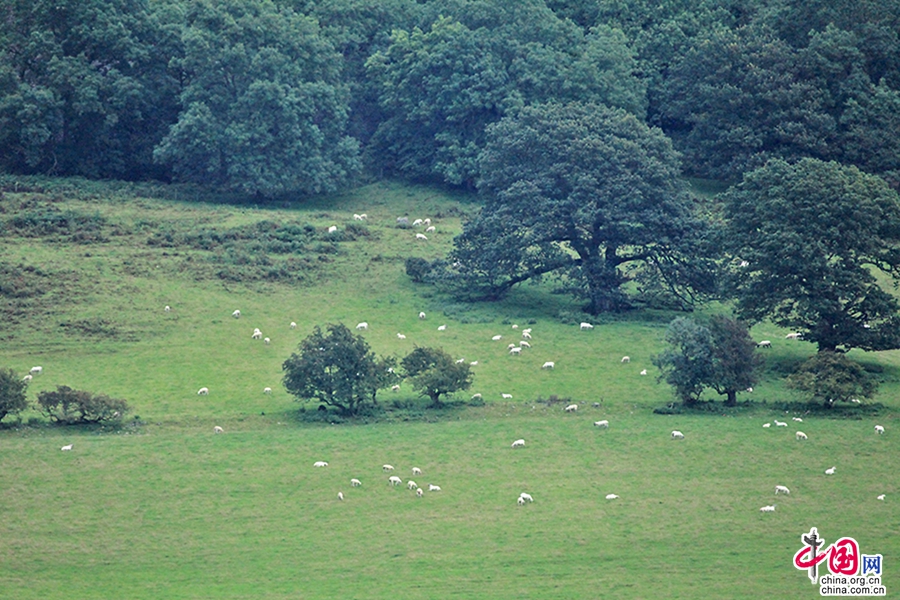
<box><xmin>401</xmin><ymin>346</ymin><xmax>472</xmax><ymax>408</ymax></box>
<box><xmin>787</xmin><ymin>352</ymin><xmax>877</xmax><ymax>407</ymax></box>
<box><xmin>37</xmin><ymin>386</ymin><xmax>129</xmax><ymax>424</ymax></box>
<box><xmin>0</xmin><ymin>368</ymin><xmax>29</xmax><ymax>423</ymax></box>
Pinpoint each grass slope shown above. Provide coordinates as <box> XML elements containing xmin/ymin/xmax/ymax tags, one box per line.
<box><xmin>0</xmin><ymin>178</ymin><xmax>897</xmax><ymax>599</ymax></box>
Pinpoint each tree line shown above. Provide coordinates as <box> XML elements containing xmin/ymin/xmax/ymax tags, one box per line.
<box><xmin>2</xmin><ymin>0</ymin><xmax>899</xmax><ymax>193</ymax></box>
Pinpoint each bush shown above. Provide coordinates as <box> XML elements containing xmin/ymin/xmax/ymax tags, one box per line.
<box><xmin>787</xmin><ymin>352</ymin><xmax>877</xmax><ymax>407</ymax></box>
<box><xmin>37</xmin><ymin>386</ymin><xmax>129</xmax><ymax>424</ymax></box>
<box><xmin>0</xmin><ymin>368</ymin><xmax>29</xmax><ymax>422</ymax></box>
<box><xmin>405</xmin><ymin>257</ymin><xmax>435</xmax><ymax>283</ymax></box>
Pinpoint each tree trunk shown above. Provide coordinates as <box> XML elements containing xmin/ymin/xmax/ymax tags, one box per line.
<box><xmin>583</xmin><ymin>245</ymin><xmax>628</xmax><ymax>314</ymax></box>
<box><xmin>724</xmin><ymin>389</ymin><xmax>737</xmax><ymax>407</ymax></box>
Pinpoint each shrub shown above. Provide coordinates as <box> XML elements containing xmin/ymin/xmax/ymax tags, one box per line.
<box><xmin>37</xmin><ymin>386</ymin><xmax>129</xmax><ymax>424</ymax></box>
<box><xmin>787</xmin><ymin>352</ymin><xmax>877</xmax><ymax>407</ymax></box>
<box><xmin>0</xmin><ymin>368</ymin><xmax>29</xmax><ymax>422</ymax></box>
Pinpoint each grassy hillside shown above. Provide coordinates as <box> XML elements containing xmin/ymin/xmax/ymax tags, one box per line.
<box><xmin>0</xmin><ymin>178</ymin><xmax>897</xmax><ymax>599</ymax></box>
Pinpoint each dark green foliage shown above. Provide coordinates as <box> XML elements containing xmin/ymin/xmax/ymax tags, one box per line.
<box><xmin>404</xmin><ymin>257</ymin><xmax>435</xmax><ymax>283</ymax></box>
<box><xmin>37</xmin><ymin>385</ymin><xmax>129</xmax><ymax>424</ymax></box>
<box><xmin>451</xmin><ymin>102</ymin><xmax>715</xmax><ymax>313</ymax></box>
<box><xmin>787</xmin><ymin>351</ymin><xmax>877</xmax><ymax>407</ymax></box>
<box><xmin>0</xmin><ymin>368</ymin><xmax>29</xmax><ymax>422</ymax></box>
<box><xmin>401</xmin><ymin>346</ymin><xmax>472</xmax><ymax>407</ymax></box>
<box><xmin>722</xmin><ymin>158</ymin><xmax>900</xmax><ymax>352</ymax></box>
<box><xmin>282</xmin><ymin>323</ymin><xmax>399</xmax><ymax>415</ymax></box>
<box><xmin>707</xmin><ymin>315</ymin><xmax>763</xmax><ymax>406</ymax></box>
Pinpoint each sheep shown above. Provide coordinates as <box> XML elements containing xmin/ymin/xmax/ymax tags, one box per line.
<box><xmin>412</xmin><ymin>219</ymin><xmax>424</xmax><ymax>226</ymax></box>
<box><xmin>356</xmin><ymin>322</ymin><xmax>368</xmax><ymax>330</ymax></box>
<box><xmin>762</xmin><ymin>423</ymin><xmax>771</xmax><ymax>428</ymax></box>
<box><xmin>507</xmin><ymin>343</ymin><xmax>517</xmax><ymax>349</ymax></box>
<box><xmin>252</xmin><ymin>329</ymin><xmax>263</xmax><ymax>340</ymax></box>
<box><xmin>198</xmin><ymin>387</ymin><xmax>209</xmax><ymax>395</ymax></box>
<box><xmin>429</xmin><ymin>484</ymin><xmax>441</xmax><ymax>492</ymax></box>
<box><xmin>264</xmin><ymin>337</ymin><xmax>270</xmax><ymax>345</ymax></box>
<box><xmin>353</xmin><ymin>213</ymin><xmax>367</xmax><ymax>221</ymax></box>
<box><xmin>412</xmin><ymin>467</ymin><xmax>422</xmax><ymax>475</ymax></box>
<box><xmin>383</xmin><ymin>465</ymin><xmax>394</xmax><ymax>472</ymax></box>
<box><xmin>785</xmin><ymin>332</ymin><xmax>802</xmax><ymax>339</ymax></box>
<box><xmin>471</xmin><ymin>393</ymin><xmax>482</xmax><ymax>400</ymax></box>
<box><xmin>290</xmin><ymin>322</ymin><xmax>297</xmax><ymax>329</ymax></box>
<box><xmin>564</xmin><ymin>404</ymin><xmax>577</xmax><ymax>412</ymax></box>
<box><xmin>425</xmin><ymin>226</ymin><xmax>436</xmax><ymax>233</ymax></box>
<box><xmin>519</xmin><ymin>492</ymin><xmax>534</xmax><ymax>503</ymax></box>
<box><xmin>620</xmin><ymin>356</ymin><xmax>630</xmax><ymax>363</ymax></box>
<box><xmin>774</xmin><ymin>420</ymin><xmax>787</xmax><ymax>427</ymax></box>
<box><xmin>351</xmin><ymin>478</ymin><xmax>362</xmax><ymax>487</ymax></box>
<box><xmin>605</xmin><ymin>494</ymin><xmax>619</xmax><ymax>500</ymax></box>
<box><xmin>519</xmin><ymin>341</ymin><xmax>531</xmax><ymax>348</ymax></box>
<box><xmin>469</xmin><ymin>361</ymin><xmax>478</xmax><ymax>366</ymax></box>
<box><xmin>759</xmin><ymin>505</ymin><xmax>776</xmax><ymax>512</ymax></box>
<box><xmin>875</xmin><ymin>425</ymin><xmax>885</xmax><ymax>434</ymax></box>
<box><xmin>792</xmin><ymin>417</ymin><xmax>803</xmax><ymax>422</ymax></box>
<box><xmin>22</xmin><ymin>374</ymin><xmax>32</xmax><ymax>383</ymax></box>
<box><xmin>796</xmin><ymin>431</ymin><xmax>808</xmax><ymax>440</ymax></box>
<box><xmin>328</xmin><ymin>225</ymin><xmax>338</xmax><ymax>233</ymax></box>
<box><xmin>164</xmin><ymin>305</ymin><xmax>171</xmax><ymax>312</ymax></box>
<box><xmin>825</xmin><ymin>466</ymin><xmax>836</xmax><ymax>475</ymax></box>
<box><xmin>397</xmin><ymin>333</ymin><xmax>406</xmax><ymax>339</ymax></box>
<box><xmin>756</xmin><ymin>340</ymin><xmax>772</xmax><ymax>348</ymax></box>
<box><xmin>389</xmin><ymin>476</ymin><xmax>402</xmax><ymax>486</ymax></box>
<box><xmin>509</xmin><ymin>347</ymin><xmax>522</xmax><ymax>355</ymax></box>
<box><xmin>338</xmin><ymin>492</ymin><xmax>344</xmax><ymax>501</ymax></box>
<box><xmin>455</xmin><ymin>358</ymin><xmax>466</xmax><ymax>364</ymax></box>
<box><xmin>511</xmin><ymin>324</ymin><xmax>519</xmax><ymax>329</ymax></box>
<box><xmin>517</xmin><ymin>496</ymin><xmax>526</xmax><ymax>506</ymax></box>
<box><xmin>542</xmin><ymin>361</ymin><xmax>555</xmax><ymax>369</ymax></box>
<box><xmin>502</xmin><ymin>393</ymin><xmax>513</xmax><ymax>399</ymax></box>
<box><xmin>263</xmin><ymin>387</ymin><xmax>272</xmax><ymax>394</ymax></box>
<box><xmin>877</xmin><ymin>494</ymin><xmax>885</xmax><ymax>501</ymax></box>
<box><xmin>416</xmin><ymin>487</ymin><xmax>424</xmax><ymax>497</ymax></box>
<box><xmin>423</xmin><ymin>218</ymin><xmax>431</xmax><ymax>226</ymax></box>
<box><xmin>640</xmin><ymin>369</ymin><xmax>648</xmax><ymax>376</ymax></box>
<box><xmin>775</xmin><ymin>485</ymin><xmax>790</xmax><ymax>495</ymax></box>
<box><xmin>60</xmin><ymin>444</ymin><xmax>73</xmax><ymax>451</ymax></box>
<box><xmin>30</xmin><ymin>366</ymin><xmax>42</xmax><ymax>375</ymax></box>
<box><xmin>314</xmin><ymin>461</ymin><xmax>329</xmax><ymax>467</ymax></box>
<box><xmin>232</xmin><ymin>309</ymin><xmax>241</xmax><ymax>318</ymax></box>
<box><xmin>523</xmin><ymin>328</ymin><xmax>532</xmax><ymax>333</ymax></box>
<box><xmin>580</xmin><ymin>322</ymin><xmax>594</xmax><ymax>330</ymax></box>
<box><xmin>419</xmin><ymin>312</ymin><xmax>426</xmax><ymax>319</ymax></box>
<box><xmin>437</xmin><ymin>324</ymin><xmax>446</xmax><ymax>331</ymax></box>
<box><xmin>391</xmin><ymin>384</ymin><xmax>400</xmax><ymax>392</ymax></box>
<box><xmin>522</xmin><ymin>331</ymin><xmax>532</xmax><ymax>339</ymax></box>
<box><xmin>415</xmin><ymin>233</ymin><xmax>428</xmax><ymax>240</ymax></box>
<box><xmin>511</xmin><ymin>439</ymin><xmax>525</xmax><ymax>448</ymax></box>
<box><xmin>594</xmin><ymin>420</ymin><xmax>609</xmax><ymax>428</ymax></box>
<box><xmin>671</xmin><ymin>430</ymin><xmax>685</xmax><ymax>439</ymax></box>
<box><xmin>492</xmin><ymin>335</ymin><xmax>503</xmax><ymax>341</ymax></box>
<box><xmin>407</xmin><ymin>480</ymin><xmax>418</xmax><ymax>490</ymax></box>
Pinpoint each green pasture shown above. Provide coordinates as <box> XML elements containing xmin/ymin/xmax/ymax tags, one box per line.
<box><xmin>0</xmin><ymin>179</ymin><xmax>897</xmax><ymax>598</ymax></box>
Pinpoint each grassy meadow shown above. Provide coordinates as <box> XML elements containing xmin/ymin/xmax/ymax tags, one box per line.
<box><xmin>0</xmin><ymin>178</ymin><xmax>897</xmax><ymax>599</ymax></box>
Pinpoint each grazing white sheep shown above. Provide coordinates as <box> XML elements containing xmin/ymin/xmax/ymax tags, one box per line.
<box><xmin>620</xmin><ymin>356</ymin><xmax>630</xmax><ymax>363</ymax></box>
<box><xmin>671</xmin><ymin>430</ymin><xmax>685</xmax><ymax>439</ymax></box>
<box><xmin>875</xmin><ymin>425</ymin><xmax>885</xmax><ymax>434</ymax></box>
<box><xmin>415</xmin><ymin>233</ymin><xmax>428</xmax><ymax>240</ymax></box>
<box><xmin>263</xmin><ymin>387</ymin><xmax>272</xmax><ymax>394</ymax></box>
<box><xmin>605</xmin><ymin>494</ymin><xmax>619</xmax><ymax>500</ymax></box>
<box><xmin>164</xmin><ymin>305</ymin><xmax>171</xmax><ymax>312</ymax></box>
<box><xmin>60</xmin><ymin>444</ymin><xmax>73</xmax><ymax>451</ymax></box>
<box><xmin>232</xmin><ymin>309</ymin><xmax>241</xmax><ymax>318</ymax></box>
<box><xmin>437</xmin><ymin>324</ymin><xmax>446</xmax><ymax>331</ymax></box>
<box><xmin>419</xmin><ymin>312</ymin><xmax>426</xmax><ymax>319</ymax></box>
<box><xmin>407</xmin><ymin>480</ymin><xmax>418</xmax><ymax>490</ymax></box>
<box><xmin>792</xmin><ymin>417</ymin><xmax>803</xmax><ymax>422</ymax></box>
<box><xmin>30</xmin><ymin>366</ymin><xmax>42</xmax><ymax>375</ymax></box>
<box><xmin>542</xmin><ymin>361</ymin><xmax>555</xmax><ymax>369</ymax></box>
<box><xmin>825</xmin><ymin>466</ymin><xmax>836</xmax><ymax>475</ymax></box>
<box><xmin>22</xmin><ymin>374</ymin><xmax>32</xmax><ymax>383</ymax></box>
<box><xmin>197</xmin><ymin>387</ymin><xmax>209</xmax><ymax>395</ymax></box>
<box><xmin>471</xmin><ymin>393</ymin><xmax>482</xmax><ymax>400</ymax></box>
<box><xmin>640</xmin><ymin>369</ymin><xmax>647</xmax><ymax>376</ymax></box>
<box><xmin>412</xmin><ymin>219</ymin><xmax>423</xmax><ymax>226</ymax></box>
<box><xmin>523</xmin><ymin>328</ymin><xmax>532</xmax><ymax>333</ymax></box>
<box><xmin>264</xmin><ymin>337</ymin><xmax>270</xmax><ymax>345</ymax></box>
<box><xmin>455</xmin><ymin>358</ymin><xmax>466</xmax><ymax>364</ymax></box>
<box><xmin>290</xmin><ymin>322</ymin><xmax>297</xmax><ymax>329</ymax></box>
<box><xmin>356</xmin><ymin>322</ymin><xmax>368</xmax><ymax>330</ymax></box>
<box><xmin>517</xmin><ymin>496</ymin><xmax>526</xmax><ymax>506</ymax></box>
<box><xmin>774</xmin><ymin>420</ymin><xmax>787</xmax><ymax>427</ymax></box>
<box><xmin>580</xmin><ymin>322</ymin><xmax>594</xmax><ymax>330</ymax></box>
<box><xmin>397</xmin><ymin>333</ymin><xmax>406</xmax><ymax>339</ymax></box>
<box><xmin>519</xmin><ymin>341</ymin><xmax>531</xmax><ymax>348</ymax></box>
<box><xmin>785</xmin><ymin>332</ymin><xmax>802</xmax><ymax>339</ymax></box>
<box><xmin>383</xmin><ymin>464</ymin><xmax>394</xmax><ymax>472</ymax></box>
<box><xmin>775</xmin><ymin>485</ymin><xmax>790</xmax><ymax>495</ymax></box>
<box><xmin>502</xmin><ymin>393</ymin><xmax>513</xmax><ymax>399</ymax></box>
<box><xmin>314</xmin><ymin>461</ymin><xmax>329</xmax><ymax>467</ymax></box>
<box><xmin>328</xmin><ymin>225</ymin><xmax>337</xmax><ymax>233</ymax></box>
<box><xmin>425</xmin><ymin>226</ymin><xmax>436</xmax><ymax>233</ymax></box>
<box><xmin>353</xmin><ymin>213</ymin><xmax>365</xmax><ymax>221</ymax></box>
<box><xmin>423</xmin><ymin>218</ymin><xmax>431</xmax><ymax>226</ymax></box>
<box><xmin>416</xmin><ymin>487</ymin><xmax>424</xmax><ymax>497</ymax></box>
<box><xmin>522</xmin><ymin>331</ymin><xmax>532</xmax><ymax>339</ymax></box>
<box><xmin>519</xmin><ymin>492</ymin><xmax>534</xmax><ymax>503</ymax></box>
<box><xmin>492</xmin><ymin>335</ymin><xmax>503</xmax><ymax>341</ymax></box>
<box><xmin>511</xmin><ymin>324</ymin><xmax>518</xmax><ymax>329</ymax></box>
<box><xmin>757</xmin><ymin>340</ymin><xmax>772</xmax><ymax>348</ymax></box>
<box><xmin>746</xmin><ymin>387</ymin><xmax>753</xmax><ymax>392</ymax></box>
<box><xmin>391</xmin><ymin>385</ymin><xmax>400</xmax><ymax>392</ymax></box>
<box><xmin>796</xmin><ymin>431</ymin><xmax>808</xmax><ymax>440</ymax></box>
<box><xmin>511</xmin><ymin>439</ymin><xmax>525</xmax><ymax>448</ymax></box>
<box><xmin>412</xmin><ymin>467</ymin><xmax>422</xmax><ymax>475</ymax></box>
<box><xmin>252</xmin><ymin>329</ymin><xmax>263</xmax><ymax>340</ymax></box>
<box><xmin>389</xmin><ymin>476</ymin><xmax>402</xmax><ymax>486</ymax></box>
<box><xmin>564</xmin><ymin>404</ymin><xmax>578</xmax><ymax>412</ymax></box>
<box><xmin>762</xmin><ymin>423</ymin><xmax>771</xmax><ymax>428</ymax></box>
<box><xmin>759</xmin><ymin>505</ymin><xmax>776</xmax><ymax>512</ymax></box>
<box><xmin>429</xmin><ymin>484</ymin><xmax>441</xmax><ymax>492</ymax></box>
<box><xmin>338</xmin><ymin>492</ymin><xmax>344</xmax><ymax>501</ymax></box>
<box><xmin>877</xmin><ymin>494</ymin><xmax>885</xmax><ymax>501</ymax></box>
<box><xmin>214</xmin><ymin>426</ymin><xmax>224</xmax><ymax>434</ymax></box>
<box><xmin>594</xmin><ymin>420</ymin><xmax>609</xmax><ymax>428</ymax></box>
<box><xmin>508</xmin><ymin>343</ymin><xmax>517</xmax><ymax>349</ymax></box>
<box><xmin>351</xmin><ymin>478</ymin><xmax>362</xmax><ymax>487</ymax></box>
<box><xmin>509</xmin><ymin>347</ymin><xmax>522</xmax><ymax>355</ymax></box>
<box><xmin>470</xmin><ymin>361</ymin><xmax>478</xmax><ymax>366</ymax></box>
